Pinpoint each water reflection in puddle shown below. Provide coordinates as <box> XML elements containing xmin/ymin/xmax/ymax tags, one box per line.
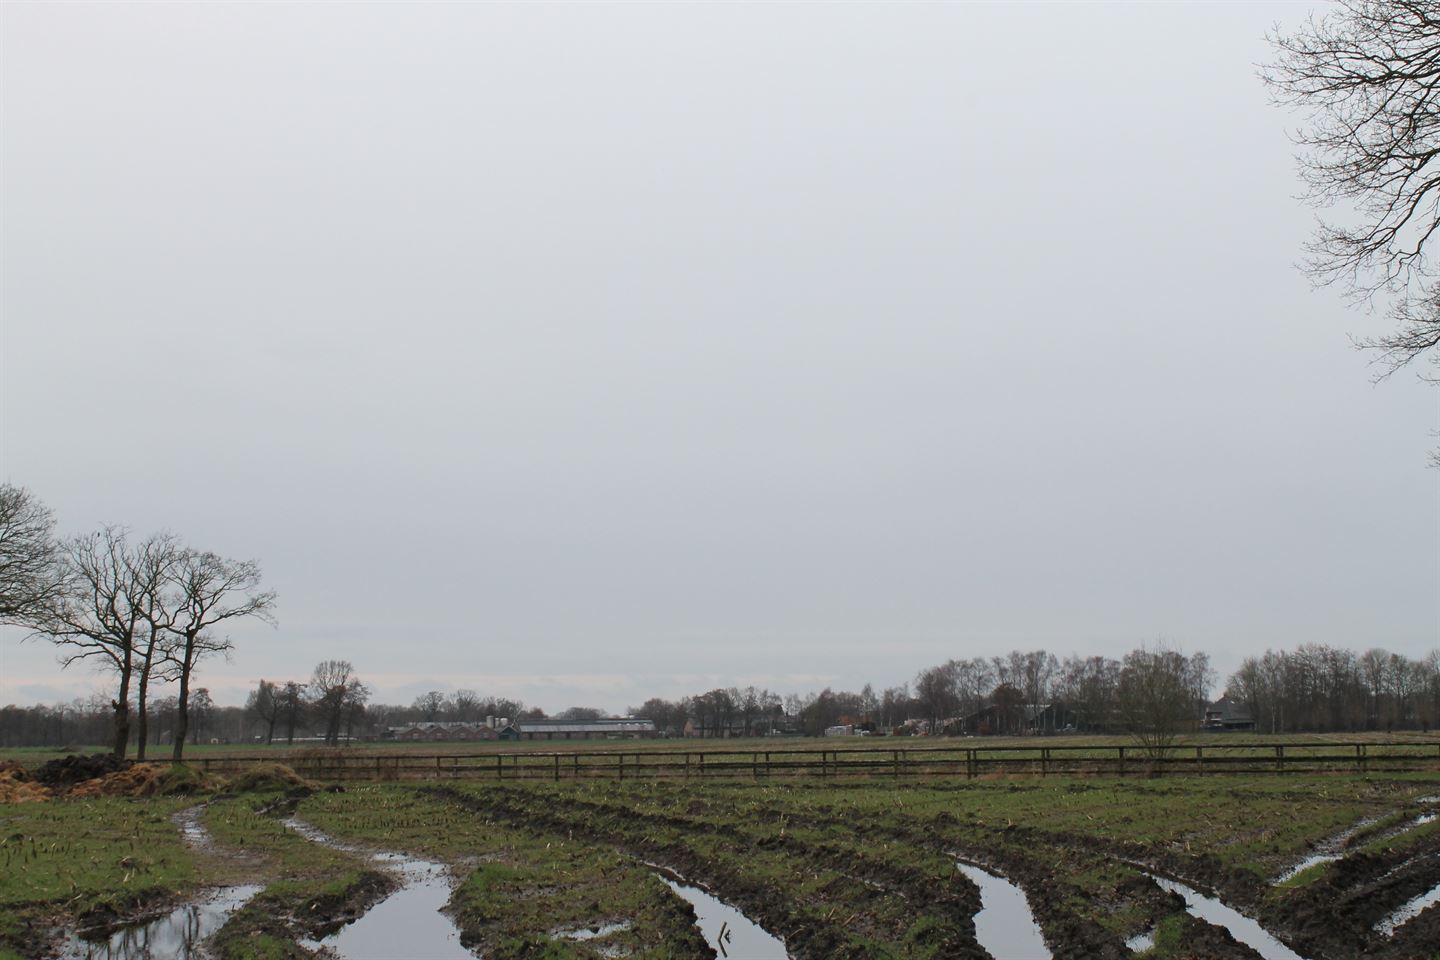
<box><xmin>956</xmin><ymin>862</ymin><xmax>1051</xmax><ymax>960</ymax></box>
<box><xmin>555</xmin><ymin>920</ymin><xmax>631</xmax><ymax>941</ymax></box>
<box><xmin>1150</xmin><ymin>876</ymin><xmax>1305</xmax><ymax>960</ymax></box>
<box><xmin>1125</xmin><ymin>929</ymin><xmax>1155</xmax><ymax>954</ymax></box>
<box><xmin>659</xmin><ymin>876</ymin><xmax>788</xmax><ymax>959</ymax></box>
<box><xmin>59</xmin><ymin>885</ymin><xmax>263</xmax><ymax>960</ymax></box>
<box><xmin>1376</xmin><ymin>881</ymin><xmax>1440</xmax><ymax>937</ymax></box>
<box><xmin>285</xmin><ymin>819</ymin><xmax>475</xmax><ymax>960</ymax></box>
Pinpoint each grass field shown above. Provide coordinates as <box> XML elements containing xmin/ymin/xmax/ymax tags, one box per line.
<box><xmin>2</xmin><ymin>745</ymin><xmax>1438</xmax><ymax>959</ymax></box>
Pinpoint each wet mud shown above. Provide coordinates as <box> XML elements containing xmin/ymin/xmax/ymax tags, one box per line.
<box><xmin>432</xmin><ymin>784</ymin><xmax>995</xmax><ymax>960</ymax></box>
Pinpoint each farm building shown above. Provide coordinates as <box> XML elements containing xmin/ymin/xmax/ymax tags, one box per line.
<box><xmin>386</xmin><ymin>722</ymin><xmax>498</xmax><ymax>742</ymax></box>
<box><xmin>497</xmin><ymin>718</ymin><xmax>657</xmax><ymax>741</ymax></box>
<box><xmin>1202</xmin><ymin>697</ymin><xmax>1256</xmax><ymax>731</ymax></box>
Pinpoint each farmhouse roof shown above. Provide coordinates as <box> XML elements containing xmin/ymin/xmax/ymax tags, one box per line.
<box><xmin>516</xmin><ymin>718</ymin><xmax>656</xmax><ymax>735</ymax></box>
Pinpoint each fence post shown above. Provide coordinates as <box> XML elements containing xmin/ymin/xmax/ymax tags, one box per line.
<box><xmin>554</xmin><ymin>754</ymin><xmax>560</xmax><ymax>782</ymax></box>
<box><xmin>496</xmin><ymin>755</ymin><xmax>503</xmax><ymax>780</ymax></box>
<box><xmin>618</xmin><ymin>753</ymin><xmax>624</xmax><ymax>782</ymax></box>
<box><xmin>1118</xmin><ymin>746</ymin><xmax>1125</xmax><ymax>776</ymax></box>
<box><xmin>684</xmin><ymin>753</ymin><xmax>690</xmax><ymax>780</ymax></box>
<box><xmin>1196</xmin><ymin>745</ymin><xmax>1203</xmax><ymax>775</ymax></box>
<box><xmin>753</xmin><ymin>752</ymin><xmax>758</xmax><ymax>780</ymax></box>
<box><xmin>894</xmin><ymin>750</ymin><xmax>900</xmax><ymax>779</ymax></box>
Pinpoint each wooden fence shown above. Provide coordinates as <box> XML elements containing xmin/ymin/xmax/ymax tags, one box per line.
<box><xmin>181</xmin><ymin>740</ymin><xmax>1440</xmax><ymax>782</ymax></box>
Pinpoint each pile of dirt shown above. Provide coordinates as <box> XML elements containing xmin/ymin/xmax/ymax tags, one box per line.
<box><xmin>69</xmin><ymin>762</ymin><xmax>169</xmax><ymax>798</ymax></box>
<box><xmin>0</xmin><ymin>762</ymin><xmax>52</xmax><ymax>803</ymax></box>
<box><xmin>227</xmin><ymin>762</ymin><xmax>318</xmax><ymax>794</ymax></box>
<box><xmin>34</xmin><ymin>752</ymin><xmax>131</xmax><ymax>787</ymax></box>
<box><xmin>68</xmin><ymin>761</ymin><xmax>227</xmax><ymax>798</ymax></box>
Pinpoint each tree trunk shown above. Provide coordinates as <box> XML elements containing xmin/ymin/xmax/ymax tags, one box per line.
<box><xmin>266</xmin><ymin>715</ymin><xmax>276</xmax><ymax>745</ymax></box>
<box><xmin>112</xmin><ymin>663</ymin><xmax>133</xmax><ymax>759</ymax></box>
<box><xmin>135</xmin><ymin>669</ymin><xmax>150</xmax><ymax>761</ymax></box>
<box><xmin>172</xmin><ymin>660</ymin><xmax>191</xmax><ymax>760</ymax></box>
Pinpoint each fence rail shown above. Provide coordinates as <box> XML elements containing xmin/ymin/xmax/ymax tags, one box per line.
<box><xmin>178</xmin><ymin>740</ymin><xmax>1440</xmax><ymax>782</ymax></box>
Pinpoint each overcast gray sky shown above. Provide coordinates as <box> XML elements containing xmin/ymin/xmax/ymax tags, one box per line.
<box><xmin>2</xmin><ymin>1</ymin><xmax>1436</xmax><ymax>714</ymax></box>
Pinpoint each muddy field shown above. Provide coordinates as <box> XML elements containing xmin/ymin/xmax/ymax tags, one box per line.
<box><xmin>1</xmin><ymin>758</ymin><xmax>1437</xmax><ymax>959</ymax></box>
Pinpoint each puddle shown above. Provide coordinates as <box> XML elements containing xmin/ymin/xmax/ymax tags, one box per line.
<box><xmin>1375</xmin><ymin>881</ymin><xmax>1440</xmax><ymax>937</ymax></box>
<box><xmin>1150</xmin><ymin>876</ymin><xmax>1305</xmax><ymax>960</ymax></box>
<box><xmin>1274</xmin><ymin>814</ymin><xmax>1385</xmax><ymax>883</ymax></box>
<box><xmin>1276</xmin><ymin>852</ymin><xmax>1341</xmax><ymax>883</ymax></box>
<box><xmin>1125</xmin><ymin>929</ymin><xmax>1155</xmax><ymax>953</ymax></box>
<box><xmin>956</xmin><ymin>862</ymin><xmax>1052</xmax><ymax>960</ymax></box>
<box><xmin>555</xmin><ymin>920</ymin><xmax>632</xmax><ymax>941</ymax></box>
<box><xmin>651</xmin><ymin>869</ymin><xmax>787</xmax><ymax>960</ymax></box>
<box><xmin>285</xmin><ymin>819</ymin><xmax>475</xmax><ymax>960</ymax></box>
<box><xmin>59</xmin><ymin>884</ymin><xmax>263</xmax><ymax>960</ymax></box>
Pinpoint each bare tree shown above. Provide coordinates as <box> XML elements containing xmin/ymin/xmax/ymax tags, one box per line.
<box><xmin>0</xmin><ymin>484</ymin><xmax>61</xmax><ymax>624</ymax></box>
<box><xmin>188</xmin><ymin>688</ymin><xmax>214</xmax><ymax>744</ymax></box>
<box><xmin>1116</xmin><ymin>645</ymin><xmax>1213</xmax><ymax>760</ymax></box>
<box><xmin>450</xmin><ymin>689</ymin><xmax>481</xmax><ymax>723</ymax></box>
<box><xmin>279</xmin><ymin>681</ymin><xmax>307</xmax><ymax>744</ymax></box>
<box><xmin>413</xmin><ymin>690</ymin><xmax>446</xmax><ymax>722</ymax></box>
<box><xmin>310</xmin><ymin>660</ymin><xmax>364</xmax><ymax>746</ymax></box>
<box><xmin>1267</xmin><ymin>1</ymin><xmax>1440</xmax><ymax>395</ymax></box>
<box><xmin>246</xmin><ymin>679</ymin><xmax>281</xmax><ymax>744</ymax></box>
<box><xmin>164</xmin><ymin>550</ymin><xmax>276</xmax><ymax>759</ymax></box>
<box><xmin>913</xmin><ymin>664</ymin><xmax>958</xmax><ymax>734</ymax></box>
<box><xmin>32</xmin><ymin>527</ymin><xmax>172</xmax><ymax>758</ymax></box>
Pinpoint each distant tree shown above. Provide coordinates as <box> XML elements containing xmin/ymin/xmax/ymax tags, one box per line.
<box><xmin>342</xmin><ymin>682</ymin><xmax>370</xmax><ymax>740</ymax></box>
<box><xmin>309</xmin><ymin>660</ymin><xmax>363</xmax><ymax>746</ymax></box>
<box><xmin>557</xmin><ymin>706</ymin><xmax>604</xmax><ymax>721</ymax></box>
<box><xmin>878</xmin><ymin>684</ymin><xmax>911</xmax><ymax>729</ymax></box>
<box><xmin>414</xmin><ymin>690</ymin><xmax>446</xmax><ymax>722</ymax></box>
<box><xmin>279</xmin><ymin>681</ymin><xmax>307</xmax><ymax>744</ymax></box>
<box><xmin>163</xmin><ymin>549</ymin><xmax>276</xmax><ymax>759</ymax></box>
<box><xmin>450</xmin><ymin>689</ymin><xmax>481</xmax><ymax>722</ymax></box>
<box><xmin>1116</xmin><ymin>646</ymin><xmax>1212</xmax><ymax>760</ymax></box>
<box><xmin>913</xmin><ymin>665</ymin><xmax>958</xmax><ymax>734</ymax></box>
<box><xmin>478</xmin><ymin>698</ymin><xmax>525</xmax><ymax>722</ymax></box>
<box><xmin>631</xmin><ymin>697</ymin><xmax>685</xmax><ymax>736</ymax></box>
<box><xmin>517</xmin><ymin>706</ymin><xmax>547</xmax><ymax>720</ymax></box>
<box><xmin>0</xmin><ymin>483</ymin><xmax>61</xmax><ymax>625</ymax></box>
<box><xmin>951</xmin><ymin>658</ymin><xmax>995</xmax><ymax>726</ymax></box>
<box><xmin>150</xmin><ymin>695</ymin><xmax>178</xmax><ymax>746</ymax></box>
<box><xmin>188</xmin><ymin>688</ymin><xmax>214</xmax><ymax>744</ymax></box>
<box><xmin>246</xmin><ymin>679</ymin><xmax>281</xmax><ymax>744</ymax></box>
<box><xmin>1057</xmin><ymin>655</ymin><xmax>1120</xmax><ymax>732</ymax></box>
<box><xmin>1017</xmin><ymin>650</ymin><xmax>1059</xmax><ymax>732</ymax></box>
<box><xmin>990</xmin><ymin>683</ymin><xmax>1025</xmax><ymax>735</ymax></box>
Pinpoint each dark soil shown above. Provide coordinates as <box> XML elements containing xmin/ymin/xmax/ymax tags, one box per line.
<box><xmin>209</xmin><ymin>869</ymin><xmax>395</xmax><ymax>960</ymax></box>
<box><xmin>33</xmin><ymin>752</ymin><xmax>130</xmax><ymax>788</ymax></box>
